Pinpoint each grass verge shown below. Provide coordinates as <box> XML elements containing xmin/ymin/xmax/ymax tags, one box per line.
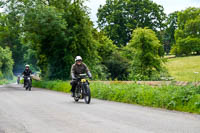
<box><xmin>32</xmin><ymin>80</ymin><xmax>200</xmax><ymax>114</ymax></box>
<box><xmin>0</xmin><ymin>79</ymin><xmax>9</xmax><ymax>85</ymax></box>
<box><xmin>0</xmin><ymin>77</ymin><xmax>17</xmax><ymax>85</ymax></box>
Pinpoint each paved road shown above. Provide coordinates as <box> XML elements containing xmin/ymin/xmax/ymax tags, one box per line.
<box><xmin>0</xmin><ymin>84</ymin><xmax>199</xmax><ymax>133</ymax></box>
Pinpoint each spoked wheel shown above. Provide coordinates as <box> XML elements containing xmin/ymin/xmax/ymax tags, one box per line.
<box><xmin>29</xmin><ymin>86</ymin><xmax>32</xmax><ymax>91</ymax></box>
<box><xmin>84</xmin><ymin>85</ymin><xmax>91</xmax><ymax>104</ymax></box>
<box><xmin>25</xmin><ymin>80</ymin><xmax>31</xmax><ymax>91</ymax></box>
<box><xmin>29</xmin><ymin>81</ymin><xmax>32</xmax><ymax>91</ymax></box>
<box><xmin>25</xmin><ymin>83</ymin><xmax>28</xmax><ymax>91</ymax></box>
<box><xmin>74</xmin><ymin>97</ymin><xmax>79</xmax><ymax>102</ymax></box>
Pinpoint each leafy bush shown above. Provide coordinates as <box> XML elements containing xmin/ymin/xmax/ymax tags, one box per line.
<box><xmin>103</xmin><ymin>51</ymin><xmax>131</xmax><ymax>80</ymax></box>
<box><xmin>0</xmin><ymin>47</ymin><xmax>14</xmax><ymax>80</ymax></box>
<box><xmin>0</xmin><ymin>79</ymin><xmax>8</xmax><ymax>85</ymax></box>
<box><xmin>0</xmin><ymin>77</ymin><xmax>17</xmax><ymax>85</ymax></box>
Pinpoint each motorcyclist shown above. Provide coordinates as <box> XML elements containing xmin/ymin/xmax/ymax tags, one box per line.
<box><xmin>22</xmin><ymin>65</ymin><xmax>33</xmax><ymax>87</ymax></box>
<box><xmin>70</xmin><ymin>56</ymin><xmax>92</xmax><ymax>97</ymax></box>
<box><xmin>17</xmin><ymin>75</ymin><xmax>20</xmax><ymax>84</ymax></box>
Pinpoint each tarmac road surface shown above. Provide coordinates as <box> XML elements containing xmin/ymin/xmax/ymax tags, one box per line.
<box><xmin>0</xmin><ymin>84</ymin><xmax>199</xmax><ymax>133</ymax></box>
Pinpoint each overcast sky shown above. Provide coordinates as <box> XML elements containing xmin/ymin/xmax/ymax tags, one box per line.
<box><xmin>85</xmin><ymin>0</ymin><xmax>200</xmax><ymax>27</ymax></box>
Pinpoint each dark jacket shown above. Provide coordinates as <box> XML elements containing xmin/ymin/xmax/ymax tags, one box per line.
<box><xmin>22</xmin><ymin>69</ymin><xmax>33</xmax><ymax>77</ymax></box>
<box><xmin>71</xmin><ymin>63</ymin><xmax>92</xmax><ymax>79</ymax></box>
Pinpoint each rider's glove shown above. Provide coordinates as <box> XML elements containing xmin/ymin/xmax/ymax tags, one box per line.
<box><xmin>87</xmin><ymin>71</ymin><xmax>92</xmax><ymax>80</ymax></box>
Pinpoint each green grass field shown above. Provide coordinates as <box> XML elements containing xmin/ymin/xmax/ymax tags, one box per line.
<box><xmin>166</xmin><ymin>56</ymin><xmax>200</xmax><ymax>81</ymax></box>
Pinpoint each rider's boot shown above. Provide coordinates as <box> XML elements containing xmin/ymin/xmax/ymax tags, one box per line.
<box><xmin>71</xmin><ymin>91</ymin><xmax>75</xmax><ymax>97</ymax></box>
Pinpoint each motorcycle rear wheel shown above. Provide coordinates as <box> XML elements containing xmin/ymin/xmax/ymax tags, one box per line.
<box><xmin>74</xmin><ymin>90</ymin><xmax>79</xmax><ymax>102</ymax></box>
<box><xmin>74</xmin><ymin>97</ymin><xmax>79</xmax><ymax>102</ymax></box>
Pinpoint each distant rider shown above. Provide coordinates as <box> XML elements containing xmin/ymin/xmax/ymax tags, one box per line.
<box><xmin>22</xmin><ymin>65</ymin><xmax>33</xmax><ymax>87</ymax></box>
<box><xmin>17</xmin><ymin>75</ymin><xmax>20</xmax><ymax>84</ymax></box>
<box><xmin>70</xmin><ymin>56</ymin><xmax>92</xmax><ymax>97</ymax></box>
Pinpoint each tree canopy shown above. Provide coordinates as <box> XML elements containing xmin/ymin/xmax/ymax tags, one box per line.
<box><xmin>173</xmin><ymin>7</ymin><xmax>200</xmax><ymax>56</ymax></box>
<box><xmin>163</xmin><ymin>11</ymin><xmax>178</xmax><ymax>54</ymax></box>
<box><xmin>126</xmin><ymin>28</ymin><xmax>165</xmax><ymax>80</ymax></box>
<box><xmin>0</xmin><ymin>12</ymin><xmax>25</xmax><ymax>73</ymax></box>
<box><xmin>21</xmin><ymin>0</ymin><xmax>101</xmax><ymax>79</ymax></box>
<box><xmin>97</xmin><ymin>0</ymin><xmax>166</xmax><ymax>47</ymax></box>
<box><xmin>1</xmin><ymin>0</ymin><xmax>198</xmax><ymax>81</ymax></box>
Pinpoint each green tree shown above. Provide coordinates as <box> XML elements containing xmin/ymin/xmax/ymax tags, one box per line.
<box><xmin>0</xmin><ymin>46</ymin><xmax>14</xmax><ymax>79</ymax></box>
<box><xmin>163</xmin><ymin>11</ymin><xmax>178</xmax><ymax>54</ymax></box>
<box><xmin>22</xmin><ymin>5</ymin><xmax>68</xmax><ymax>79</ymax></box>
<box><xmin>93</xmin><ymin>31</ymin><xmax>117</xmax><ymax>61</ymax></box>
<box><xmin>23</xmin><ymin>46</ymin><xmax>39</xmax><ymax>72</ymax></box>
<box><xmin>97</xmin><ymin>0</ymin><xmax>166</xmax><ymax>46</ymax></box>
<box><xmin>93</xmin><ymin>30</ymin><xmax>131</xmax><ymax>80</ymax></box>
<box><xmin>173</xmin><ymin>7</ymin><xmax>200</xmax><ymax>56</ymax></box>
<box><xmin>0</xmin><ymin>12</ymin><xmax>25</xmax><ymax>73</ymax></box>
<box><xmin>22</xmin><ymin>0</ymin><xmax>101</xmax><ymax>79</ymax></box>
<box><xmin>126</xmin><ymin>28</ymin><xmax>165</xmax><ymax>80</ymax></box>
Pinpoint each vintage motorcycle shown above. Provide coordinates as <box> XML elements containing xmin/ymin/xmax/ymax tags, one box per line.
<box><xmin>17</xmin><ymin>75</ymin><xmax>20</xmax><ymax>84</ymax></box>
<box><xmin>74</xmin><ymin>74</ymin><xmax>91</xmax><ymax>104</ymax></box>
<box><xmin>24</xmin><ymin>76</ymin><xmax>32</xmax><ymax>91</ymax></box>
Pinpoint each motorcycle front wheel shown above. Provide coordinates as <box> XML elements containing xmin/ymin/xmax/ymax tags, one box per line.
<box><xmin>26</xmin><ymin>80</ymin><xmax>31</xmax><ymax>91</ymax></box>
<box><xmin>29</xmin><ymin>86</ymin><xmax>31</xmax><ymax>91</ymax></box>
<box><xmin>84</xmin><ymin>85</ymin><xmax>91</xmax><ymax>104</ymax></box>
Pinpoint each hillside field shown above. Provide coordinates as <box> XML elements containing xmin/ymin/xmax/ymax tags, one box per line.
<box><xmin>166</xmin><ymin>56</ymin><xmax>200</xmax><ymax>81</ymax></box>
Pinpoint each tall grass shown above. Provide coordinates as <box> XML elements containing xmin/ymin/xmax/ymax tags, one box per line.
<box><xmin>91</xmin><ymin>82</ymin><xmax>200</xmax><ymax>113</ymax></box>
<box><xmin>32</xmin><ymin>80</ymin><xmax>71</xmax><ymax>93</ymax></box>
<box><xmin>32</xmin><ymin>80</ymin><xmax>200</xmax><ymax>114</ymax></box>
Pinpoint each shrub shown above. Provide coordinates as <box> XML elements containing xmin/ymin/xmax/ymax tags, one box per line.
<box><xmin>126</xmin><ymin>28</ymin><xmax>166</xmax><ymax>80</ymax></box>
<box><xmin>0</xmin><ymin>47</ymin><xmax>14</xmax><ymax>79</ymax></box>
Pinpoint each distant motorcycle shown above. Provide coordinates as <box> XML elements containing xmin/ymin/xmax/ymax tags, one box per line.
<box><xmin>74</xmin><ymin>74</ymin><xmax>91</xmax><ymax>104</ymax></box>
<box><xmin>24</xmin><ymin>76</ymin><xmax>32</xmax><ymax>91</ymax></box>
<box><xmin>17</xmin><ymin>76</ymin><xmax>20</xmax><ymax>84</ymax></box>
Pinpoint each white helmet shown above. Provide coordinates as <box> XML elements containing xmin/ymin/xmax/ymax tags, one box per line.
<box><xmin>75</xmin><ymin>56</ymin><xmax>82</xmax><ymax>62</ymax></box>
<box><xmin>25</xmin><ymin>64</ymin><xmax>30</xmax><ymax>68</ymax></box>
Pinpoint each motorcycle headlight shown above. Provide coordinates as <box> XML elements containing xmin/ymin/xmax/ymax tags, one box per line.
<box><xmin>81</xmin><ymin>79</ymin><xmax>86</xmax><ymax>82</ymax></box>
